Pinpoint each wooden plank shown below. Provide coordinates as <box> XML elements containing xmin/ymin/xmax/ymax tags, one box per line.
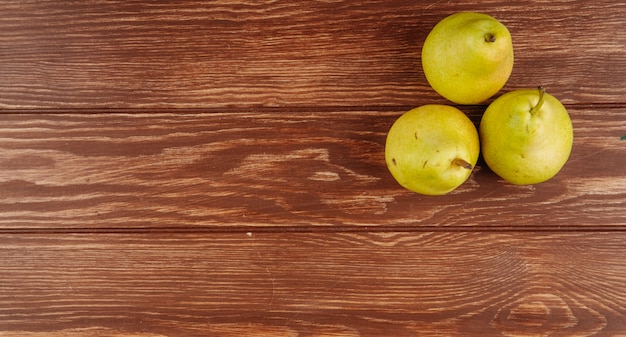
<box><xmin>1</xmin><ymin>108</ymin><xmax>625</xmax><ymax>230</ymax></box>
<box><xmin>0</xmin><ymin>232</ymin><xmax>625</xmax><ymax>336</ymax></box>
<box><xmin>1</xmin><ymin>1</ymin><xmax>625</xmax><ymax>109</ymax></box>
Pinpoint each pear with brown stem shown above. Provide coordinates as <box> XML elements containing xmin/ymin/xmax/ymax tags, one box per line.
<box><xmin>479</xmin><ymin>86</ymin><xmax>573</xmax><ymax>185</ymax></box>
<box><xmin>385</xmin><ymin>104</ymin><xmax>480</xmax><ymax>195</ymax></box>
<box><xmin>422</xmin><ymin>12</ymin><xmax>514</xmax><ymax>104</ymax></box>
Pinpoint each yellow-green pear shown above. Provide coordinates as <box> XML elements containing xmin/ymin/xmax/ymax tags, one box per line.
<box><xmin>479</xmin><ymin>86</ymin><xmax>573</xmax><ymax>185</ymax></box>
<box><xmin>385</xmin><ymin>105</ymin><xmax>479</xmax><ymax>195</ymax></box>
<box><xmin>422</xmin><ymin>12</ymin><xmax>514</xmax><ymax>104</ymax></box>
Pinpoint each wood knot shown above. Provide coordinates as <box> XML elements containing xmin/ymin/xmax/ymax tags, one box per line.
<box><xmin>490</xmin><ymin>293</ymin><xmax>607</xmax><ymax>336</ymax></box>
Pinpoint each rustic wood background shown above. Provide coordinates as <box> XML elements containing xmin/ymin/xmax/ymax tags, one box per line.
<box><xmin>1</xmin><ymin>0</ymin><xmax>625</xmax><ymax>336</ymax></box>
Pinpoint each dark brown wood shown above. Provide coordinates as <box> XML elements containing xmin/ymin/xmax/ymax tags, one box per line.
<box><xmin>1</xmin><ymin>232</ymin><xmax>626</xmax><ymax>336</ymax></box>
<box><xmin>1</xmin><ymin>0</ymin><xmax>625</xmax><ymax>335</ymax></box>
<box><xmin>1</xmin><ymin>107</ymin><xmax>625</xmax><ymax>230</ymax></box>
<box><xmin>1</xmin><ymin>1</ymin><xmax>625</xmax><ymax>109</ymax></box>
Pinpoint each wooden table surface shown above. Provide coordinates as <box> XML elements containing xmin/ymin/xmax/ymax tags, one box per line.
<box><xmin>1</xmin><ymin>1</ymin><xmax>625</xmax><ymax>336</ymax></box>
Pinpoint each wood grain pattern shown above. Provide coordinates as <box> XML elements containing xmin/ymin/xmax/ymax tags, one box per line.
<box><xmin>1</xmin><ymin>0</ymin><xmax>625</xmax><ymax>109</ymax></box>
<box><xmin>1</xmin><ymin>107</ymin><xmax>625</xmax><ymax>230</ymax></box>
<box><xmin>2</xmin><ymin>0</ymin><xmax>626</xmax><ymax>335</ymax></box>
<box><xmin>1</xmin><ymin>232</ymin><xmax>626</xmax><ymax>336</ymax></box>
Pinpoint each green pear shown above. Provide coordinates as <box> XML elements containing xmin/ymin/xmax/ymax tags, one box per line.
<box><xmin>385</xmin><ymin>105</ymin><xmax>480</xmax><ymax>195</ymax></box>
<box><xmin>422</xmin><ymin>12</ymin><xmax>514</xmax><ymax>105</ymax></box>
<box><xmin>479</xmin><ymin>86</ymin><xmax>573</xmax><ymax>185</ymax></box>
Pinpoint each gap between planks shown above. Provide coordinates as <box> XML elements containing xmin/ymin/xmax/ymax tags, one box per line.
<box><xmin>1</xmin><ymin>102</ymin><xmax>626</xmax><ymax>115</ymax></box>
<box><xmin>3</xmin><ymin>225</ymin><xmax>626</xmax><ymax>235</ymax></box>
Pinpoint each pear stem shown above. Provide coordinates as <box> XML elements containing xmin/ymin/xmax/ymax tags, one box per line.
<box><xmin>530</xmin><ymin>86</ymin><xmax>546</xmax><ymax>116</ymax></box>
<box><xmin>484</xmin><ymin>33</ymin><xmax>496</xmax><ymax>43</ymax></box>
<box><xmin>452</xmin><ymin>158</ymin><xmax>473</xmax><ymax>170</ymax></box>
